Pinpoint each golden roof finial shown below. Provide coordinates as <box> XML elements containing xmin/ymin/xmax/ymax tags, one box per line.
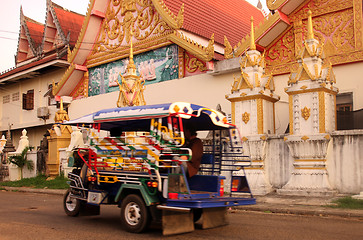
<box><xmin>54</xmin><ymin>97</ymin><xmax>69</xmax><ymax>123</ymax></box>
<box><xmin>60</xmin><ymin>97</ymin><xmax>64</xmax><ymax>111</ymax></box>
<box><xmin>127</xmin><ymin>27</ymin><xmax>136</xmax><ymax>72</ymax></box>
<box><xmin>307</xmin><ymin>10</ymin><xmax>314</xmax><ymax>40</ymax></box>
<box><xmin>250</xmin><ymin>16</ymin><xmax>256</xmax><ymax>50</ymax></box>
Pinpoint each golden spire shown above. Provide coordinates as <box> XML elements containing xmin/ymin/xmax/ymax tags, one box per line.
<box><xmin>250</xmin><ymin>16</ymin><xmax>256</xmax><ymax>50</ymax></box>
<box><xmin>116</xmin><ymin>26</ymin><xmax>146</xmax><ymax>107</ymax></box>
<box><xmin>54</xmin><ymin>98</ymin><xmax>69</xmax><ymax>123</ymax></box>
<box><xmin>307</xmin><ymin>10</ymin><xmax>314</xmax><ymax>40</ymax></box>
<box><xmin>126</xmin><ymin>28</ymin><xmax>136</xmax><ymax>73</ymax></box>
<box><xmin>60</xmin><ymin>97</ymin><xmax>64</xmax><ymax>110</ymax></box>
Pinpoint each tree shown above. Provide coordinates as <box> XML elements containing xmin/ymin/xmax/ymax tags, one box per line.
<box><xmin>8</xmin><ymin>147</ymin><xmax>33</xmax><ymax>179</ymax></box>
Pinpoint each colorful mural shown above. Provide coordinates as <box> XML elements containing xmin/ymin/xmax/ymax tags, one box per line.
<box><xmin>88</xmin><ymin>45</ymin><xmax>179</xmax><ymax>96</ymax></box>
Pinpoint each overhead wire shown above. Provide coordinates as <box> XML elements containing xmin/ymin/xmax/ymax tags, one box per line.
<box><xmin>0</xmin><ymin>27</ymin><xmax>215</xmax><ymax>60</ymax></box>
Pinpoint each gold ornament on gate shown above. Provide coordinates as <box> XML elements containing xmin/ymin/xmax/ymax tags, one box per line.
<box><xmin>301</xmin><ymin>106</ymin><xmax>311</xmax><ymax>120</ymax></box>
<box><xmin>242</xmin><ymin>112</ymin><xmax>250</xmax><ymax>124</ymax></box>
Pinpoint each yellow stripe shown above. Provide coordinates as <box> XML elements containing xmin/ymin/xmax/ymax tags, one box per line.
<box><xmin>294</xmin><ymin>167</ymin><xmax>326</xmax><ymax>170</ymax></box>
<box><xmin>294</xmin><ymin>159</ymin><xmax>326</xmax><ymax>162</ymax></box>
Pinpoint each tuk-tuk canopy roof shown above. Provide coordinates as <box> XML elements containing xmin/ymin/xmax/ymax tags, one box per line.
<box><xmin>64</xmin><ymin>102</ymin><xmax>233</xmax><ymax>131</ymax></box>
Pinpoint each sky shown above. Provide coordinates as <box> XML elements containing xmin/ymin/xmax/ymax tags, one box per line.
<box><xmin>0</xmin><ymin>0</ymin><xmax>268</xmax><ymax>73</ymax></box>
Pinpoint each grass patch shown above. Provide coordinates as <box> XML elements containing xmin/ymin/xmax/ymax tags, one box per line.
<box><xmin>0</xmin><ymin>175</ymin><xmax>69</xmax><ymax>189</ymax></box>
<box><xmin>328</xmin><ymin>197</ymin><xmax>363</xmax><ymax>210</ymax></box>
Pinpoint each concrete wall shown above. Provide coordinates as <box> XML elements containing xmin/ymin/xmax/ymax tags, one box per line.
<box><xmin>68</xmin><ymin>72</ymin><xmax>235</xmax><ymax>119</ymax></box>
<box><xmin>328</xmin><ymin>130</ymin><xmax>363</xmax><ymax>193</ymax></box>
<box><xmin>262</xmin><ymin>130</ymin><xmax>363</xmax><ymax>194</ymax></box>
<box><xmin>265</xmin><ymin>135</ymin><xmax>293</xmax><ymax>189</ymax></box>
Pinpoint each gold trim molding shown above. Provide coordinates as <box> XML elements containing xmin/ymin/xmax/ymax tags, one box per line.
<box><xmin>257</xmin><ymin>98</ymin><xmax>263</xmax><ymax>134</ymax></box>
<box><xmin>285</xmin><ymin>87</ymin><xmax>337</xmax><ymax>96</ymax></box>
<box><xmin>267</xmin><ymin>0</ymin><xmax>290</xmax><ymax>11</ymax></box>
<box><xmin>301</xmin><ymin>135</ymin><xmax>309</xmax><ymax>141</ymax></box>
<box><xmin>168</xmin><ymin>31</ymin><xmax>214</xmax><ymax>62</ymax></box>
<box><xmin>227</xmin><ymin>93</ymin><xmax>280</xmax><ymax>103</ymax></box>
<box><xmin>151</xmin><ymin>0</ymin><xmax>184</xmax><ymax>29</ymax></box>
<box><xmin>67</xmin><ymin>0</ymin><xmax>95</xmax><ymax>63</ymax></box>
<box><xmin>185</xmin><ymin>52</ymin><xmax>207</xmax><ymax>73</ymax></box>
<box><xmin>224</xmin><ymin>36</ymin><xmax>233</xmax><ymax>59</ymax></box>
<box><xmin>319</xmin><ymin>91</ymin><xmax>325</xmax><ymax>133</ymax></box>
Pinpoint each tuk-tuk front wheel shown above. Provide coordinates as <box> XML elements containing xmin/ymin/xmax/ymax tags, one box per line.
<box><xmin>120</xmin><ymin>194</ymin><xmax>150</xmax><ymax>233</ymax></box>
<box><xmin>63</xmin><ymin>189</ymin><xmax>81</xmax><ymax>217</ymax></box>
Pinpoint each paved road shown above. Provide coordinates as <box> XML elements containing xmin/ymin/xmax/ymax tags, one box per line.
<box><xmin>0</xmin><ymin>191</ymin><xmax>362</xmax><ymax>240</ymax></box>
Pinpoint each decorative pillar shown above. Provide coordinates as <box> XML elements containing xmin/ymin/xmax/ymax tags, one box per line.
<box><xmin>47</xmin><ymin>98</ymin><xmax>72</xmax><ymax>178</ymax></box>
<box><xmin>226</xmin><ymin>17</ymin><xmax>280</xmax><ymax>195</ymax></box>
<box><xmin>278</xmin><ymin>11</ymin><xmax>338</xmax><ymax>196</ymax></box>
<box><xmin>15</xmin><ymin>129</ymin><xmax>29</xmax><ymax>154</ymax></box>
<box><xmin>1</xmin><ymin>126</ymin><xmax>15</xmax><ymax>181</ymax></box>
<box><xmin>0</xmin><ymin>135</ymin><xmax>8</xmax><ymax>181</ymax></box>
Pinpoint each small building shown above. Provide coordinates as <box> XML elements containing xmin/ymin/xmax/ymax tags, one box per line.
<box><xmin>0</xmin><ymin>0</ymin><xmax>84</xmax><ymax>149</ymax></box>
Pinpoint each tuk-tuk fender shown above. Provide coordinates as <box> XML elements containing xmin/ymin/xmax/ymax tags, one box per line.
<box><xmin>115</xmin><ymin>184</ymin><xmax>159</xmax><ymax>206</ymax></box>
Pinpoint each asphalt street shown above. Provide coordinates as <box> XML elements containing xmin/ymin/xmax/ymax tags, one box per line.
<box><xmin>0</xmin><ymin>190</ymin><xmax>362</xmax><ymax>239</ymax></box>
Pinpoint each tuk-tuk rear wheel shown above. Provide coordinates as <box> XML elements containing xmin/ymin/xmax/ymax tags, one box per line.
<box><xmin>120</xmin><ymin>194</ymin><xmax>150</xmax><ymax>233</ymax></box>
<box><xmin>63</xmin><ymin>189</ymin><xmax>81</xmax><ymax>217</ymax></box>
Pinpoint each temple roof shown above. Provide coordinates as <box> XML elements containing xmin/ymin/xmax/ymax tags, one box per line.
<box><xmin>24</xmin><ymin>17</ymin><xmax>44</xmax><ymax>49</ymax></box>
<box><xmin>163</xmin><ymin>0</ymin><xmax>265</xmax><ymax>47</ymax></box>
<box><xmin>53</xmin><ymin>0</ymin><xmax>266</xmax><ymax>96</ymax></box>
<box><xmin>15</xmin><ymin>8</ymin><xmax>44</xmax><ymax>63</ymax></box>
<box><xmin>229</xmin><ymin>0</ymin><xmax>307</xmax><ymax>58</ymax></box>
<box><xmin>0</xmin><ymin>0</ymin><xmax>84</xmax><ymax>81</ymax></box>
<box><xmin>51</xmin><ymin>3</ymin><xmax>85</xmax><ymax>46</ymax></box>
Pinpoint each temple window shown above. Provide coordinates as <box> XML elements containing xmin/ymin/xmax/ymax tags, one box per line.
<box><xmin>12</xmin><ymin>92</ymin><xmax>19</xmax><ymax>102</ymax></box>
<box><xmin>2</xmin><ymin>95</ymin><xmax>10</xmax><ymax>104</ymax></box>
<box><xmin>22</xmin><ymin>89</ymin><xmax>34</xmax><ymax>110</ymax></box>
<box><xmin>336</xmin><ymin>93</ymin><xmax>362</xmax><ymax>130</ymax></box>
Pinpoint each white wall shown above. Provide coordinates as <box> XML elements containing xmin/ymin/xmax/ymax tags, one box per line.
<box><xmin>0</xmin><ymin>69</ymin><xmax>63</xmax><ymax>131</ymax></box>
<box><xmin>328</xmin><ymin>130</ymin><xmax>363</xmax><ymax>193</ymax></box>
<box><xmin>68</xmin><ymin>72</ymin><xmax>235</xmax><ymax>119</ymax></box>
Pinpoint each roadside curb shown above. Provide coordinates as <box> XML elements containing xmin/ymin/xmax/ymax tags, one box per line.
<box><xmin>233</xmin><ymin>204</ymin><xmax>363</xmax><ymax>219</ymax></box>
<box><xmin>3</xmin><ymin>186</ymin><xmax>66</xmax><ymax>195</ymax></box>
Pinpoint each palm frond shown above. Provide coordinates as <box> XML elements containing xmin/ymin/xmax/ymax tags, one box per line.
<box><xmin>7</xmin><ymin>147</ymin><xmax>33</xmax><ymax>171</ymax></box>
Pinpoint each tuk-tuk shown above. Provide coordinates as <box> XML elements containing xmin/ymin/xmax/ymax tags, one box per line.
<box><xmin>63</xmin><ymin>102</ymin><xmax>255</xmax><ymax>235</ymax></box>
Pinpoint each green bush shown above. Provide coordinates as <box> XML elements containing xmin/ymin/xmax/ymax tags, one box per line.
<box><xmin>7</xmin><ymin>147</ymin><xmax>33</xmax><ymax>179</ymax></box>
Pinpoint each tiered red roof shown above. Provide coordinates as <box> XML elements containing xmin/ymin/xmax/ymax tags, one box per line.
<box><xmin>53</xmin><ymin>5</ymin><xmax>85</xmax><ymax>46</ymax></box>
<box><xmin>164</xmin><ymin>0</ymin><xmax>265</xmax><ymax>46</ymax></box>
<box><xmin>0</xmin><ymin>0</ymin><xmax>84</xmax><ymax>79</ymax></box>
<box><xmin>25</xmin><ymin>19</ymin><xmax>44</xmax><ymax>48</ymax></box>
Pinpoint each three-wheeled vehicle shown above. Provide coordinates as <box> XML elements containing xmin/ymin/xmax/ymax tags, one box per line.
<box><xmin>63</xmin><ymin>102</ymin><xmax>255</xmax><ymax>235</ymax></box>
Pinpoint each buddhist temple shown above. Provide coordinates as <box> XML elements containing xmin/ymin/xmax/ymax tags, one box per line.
<box><xmin>0</xmin><ymin>0</ymin><xmax>362</xmax><ymax>196</ymax></box>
